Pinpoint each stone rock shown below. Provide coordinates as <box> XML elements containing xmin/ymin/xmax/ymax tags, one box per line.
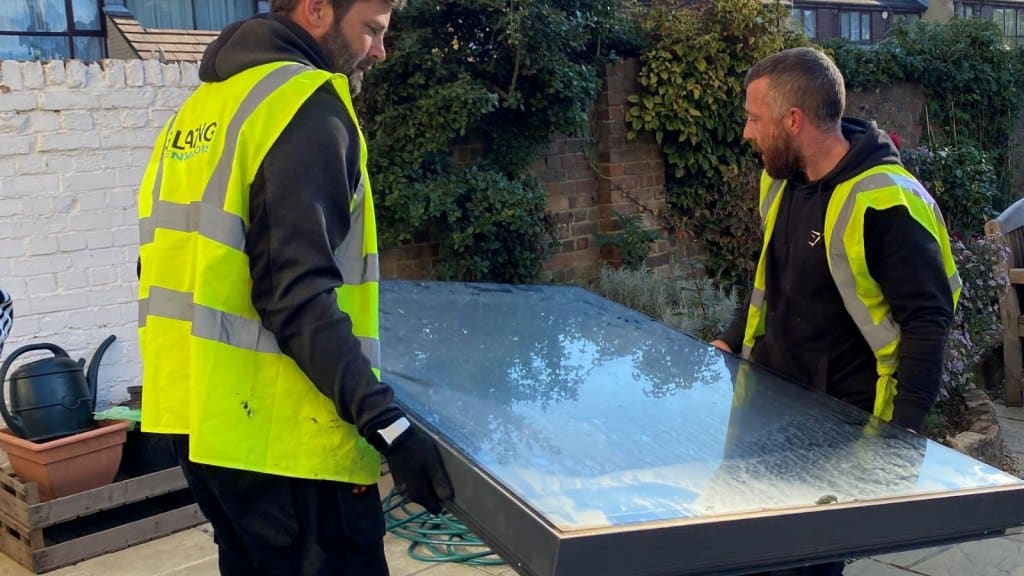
<box><xmin>947</xmin><ymin>389</ymin><xmax>1004</xmax><ymax>468</ymax></box>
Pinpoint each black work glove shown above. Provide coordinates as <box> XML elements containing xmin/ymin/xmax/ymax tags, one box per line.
<box><xmin>384</xmin><ymin>426</ymin><xmax>453</xmax><ymax>514</ymax></box>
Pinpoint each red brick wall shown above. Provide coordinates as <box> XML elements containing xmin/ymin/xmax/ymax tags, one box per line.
<box><xmin>380</xmin><ymin>58</ymin><xmax>669</xmax><ymax>285</ymax></box>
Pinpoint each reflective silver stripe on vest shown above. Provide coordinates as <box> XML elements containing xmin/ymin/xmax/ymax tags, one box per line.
<box><xmin>829</xmin><ymin>171</ymin><xmax>925</xmax><ymax>354</ymax></box>
<box><xmin>760</xmin><ymin>180</ymin><xmax>785</xmax><ymax>228</ymax></box>
<box><xmin>140</xmin><ymin>286</ymin><xmax>381</xmax><ymax>361</ymax></box>
<box><xmin>140</xmin><ymin>201</ymin><xmax>247</xmax><ymax>248</ymax></box>
<box><xmin>335</xmin><ymin>176</ymin><xmax>380</xmax><ymax>284</ymax></box>
<box><xmin>950</xmin><ymin>270</ymin><xmax>962</xmax><ymax>294</ymax></box>
<box><xmin>140</xmin><ymin>286</ymin><xmax>280</xmax><ymax>353</ymax></box>
<box><xmin>741</xmin><ymin>286</ymin><xmax>765</xmax><ymax>360</ymax></box>
<box><xmin>140</xmin><ymin>64</ymin><xmax>310</xmax><ymax>248</ymax></box>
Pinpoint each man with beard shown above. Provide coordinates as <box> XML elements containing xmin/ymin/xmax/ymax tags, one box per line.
<box><xmin>136</xmin><ymin>1</ymin><xmax>451</xmax><ymax>574</ymax></box>
<box><xmin>711</xmin><ymin>47</ymin><xmax>959</xmax><ymax>575</ymax></box>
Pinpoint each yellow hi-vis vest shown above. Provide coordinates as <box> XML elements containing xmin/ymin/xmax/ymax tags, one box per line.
<box><xmin>742</xmin><ymin>165</ymin><xmax>961</xmax><ymax>422</ymax></box>
<box><xmin>138</xmin><ymin>62</ymin><xmax>381</xmax><ymax>484</ymax></box>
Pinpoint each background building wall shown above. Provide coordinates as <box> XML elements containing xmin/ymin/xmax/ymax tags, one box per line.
<box><xmin>0</xmin><ymin>58</ymin><xmax>195</xmax><ymax>406</ymax></box>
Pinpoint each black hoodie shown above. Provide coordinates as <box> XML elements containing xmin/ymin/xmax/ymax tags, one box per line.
<box><xmin>719</xmin><ymin>119</ymin><xmax>954</xmax><ymax>432</ymax></box>
<box><xmin>198</xmin><ymin>14</ymin><xmax>404</xmax><ymax>445</ymax></box>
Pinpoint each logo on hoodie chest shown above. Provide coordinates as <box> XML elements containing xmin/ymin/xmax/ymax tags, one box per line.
<box><xmin>808</xmin><ymin>229</ymin><xmax>823</xmax><ymax>247</ymax></box>
<box><xmin>164</xmin><ymin>121</ymin><xmax>218</xmax><ymax>161</ymax></box>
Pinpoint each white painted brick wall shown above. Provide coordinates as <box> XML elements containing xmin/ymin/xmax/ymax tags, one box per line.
<box><xmin>0</xmin><ymin>59</ymin><xmax>200</xmax><ymax>407</ymax></box>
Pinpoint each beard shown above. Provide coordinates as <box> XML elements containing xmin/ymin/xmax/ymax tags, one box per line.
<box><xmin>321</xmin><ymin>19</ymin><xmax>373</xmax><ymax>96</ymax></box>
<box><xmin>758</xmin><ymin>129</ymin><xmax>803</xmax><ymax>181</ymax></box>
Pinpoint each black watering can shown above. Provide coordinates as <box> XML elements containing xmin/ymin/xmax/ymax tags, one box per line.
<box><xmin>0</xmin><ymin>335</ymin><xmax>116</xmax><ymax>442</ymax></box>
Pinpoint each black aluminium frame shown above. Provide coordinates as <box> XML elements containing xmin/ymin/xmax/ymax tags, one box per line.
<box><xmin>0</xmin><ymin>0</ymin><xmax>105</xmax><ymax>60</ymax></box>
<box><xmin>407</xmin><ymin>410</ymin><xmax>1024</xmax><ymax>576</ymax></box>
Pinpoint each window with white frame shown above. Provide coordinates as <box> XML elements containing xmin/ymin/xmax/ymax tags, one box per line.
<box><xmin>0</xmin><ymin>0</ymin><xmax>103</xmax><ymax>61</ymax></box>
<box><xmin>839</xmin><ymin>11</ymin><xmax>871</xmax><ymax>42</ymax></box>
<box><xmin>791</xmin><ymin>8</ymin><xmax>817</xmax><ymax>39</ymax></box>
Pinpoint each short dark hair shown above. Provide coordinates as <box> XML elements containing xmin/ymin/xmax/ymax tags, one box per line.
<box><xmin>745</xmin><ymin>47</ymin><xmax>845</xmax><ymax>132</ymax></box>
<box><xmin>270</xmin><ymin>0</ymin><xmax>406</xmax><ymax>15</ymax></box>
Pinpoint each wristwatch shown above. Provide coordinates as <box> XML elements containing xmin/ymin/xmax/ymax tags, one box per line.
<box><xmin>375</xmin><ymin>416</ymin><xmax>410</xmax><ymax>449</ymax></box>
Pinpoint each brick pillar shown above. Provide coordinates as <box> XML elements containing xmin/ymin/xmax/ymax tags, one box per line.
<box><xmin>592</xmin><ymin>58</ymin><xmax>670</xmax><ymax>272</ymax></box>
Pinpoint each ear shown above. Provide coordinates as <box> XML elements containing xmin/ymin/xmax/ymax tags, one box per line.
<box><xmin>782</xmin><ymin>107</ymin><xmax>802</xmax><ymax>136</ymax></box>
<box><xmin>294</xmin><ymin>0</ymin><xmax>331</xmax><ymax>40</ymax></box>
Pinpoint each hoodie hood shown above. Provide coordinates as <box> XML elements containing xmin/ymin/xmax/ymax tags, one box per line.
<box><xmin>807</xmin><ymin>117</ymin><xmax>901</xmax><ymax>192</ymax></box>
<box><xmin>199</xmin><ymin>14</ymin><xmax>331</xmax><ymax>82</ymax></box>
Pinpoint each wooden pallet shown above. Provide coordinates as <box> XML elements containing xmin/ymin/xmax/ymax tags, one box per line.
<box><xmin>0</xmin><ymin>463</ymin><xmax>204</xmax><ymax>573</ymax></box>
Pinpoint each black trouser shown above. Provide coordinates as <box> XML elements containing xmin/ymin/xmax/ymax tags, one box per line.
<box><xmin>172</xmin><ymin>435</ymin><xmax>389</xmax><ymax>576</ymax></box>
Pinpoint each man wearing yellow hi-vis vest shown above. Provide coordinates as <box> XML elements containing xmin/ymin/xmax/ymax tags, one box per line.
<box><xmin>711</xmin><ymin>48</ymin><xmax>958</xmax><ymax>576</ymax></box>
<box><xmin>137</xmin><ymin>1</ymin><xmax>450</xmax><ymax>574</ymax></box>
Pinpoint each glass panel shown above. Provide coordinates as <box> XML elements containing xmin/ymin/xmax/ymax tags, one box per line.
<box><xmin>71</xmin><ymin>0</ymin><xmax>100</xmax><ymax>30</ymax></box>
<box><xmin>380</xmin><ymin>281</ymin><xmax>1022</xmax><ymax>532</ymax></box>
<box><xmin>840</xmin><ymin>13</ymin><xmax>850</xmax><ymax>39</ymax></box>
<box><xmin>127</xmin><ymin>0</ymin><xmax>194</xmax><ymax>29</ymax></box>
<box><xmin>861</xmin><ymin>13</ymin><xmax>871</xmax><ymax>41</ymax></box>
<box><xmin>803</xmin><ymin>11</ymin><xmax>816</xmax><ymax>38</ymax></box>
<box><xmin>72</xmin><ymin>35</ymin><xmax>102</xmax><ymax>60</ymax></box>
<box><xmin>193</xmin><ymin>0</ymin><xmax>253</xmax><ymax>30</ymax></box>
<box><xmin>257</xmin><ymin>0</ymin><xmax>270</xmax><ymax>13</ymax></box>
<box><xmin>0</xmin><ymin>0</ymin><xmax>67</xmax><ymax>33</ymax></box>
<box><xmin>0</xmin><ymin>35</ymin><xmax>69</xmax><ymax>60</ymax></box>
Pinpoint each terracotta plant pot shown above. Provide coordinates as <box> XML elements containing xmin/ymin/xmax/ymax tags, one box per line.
<box><xmin>0</xmin><ymin>419</ymin><xmax>130</xmax><ymax>501</ymax></box>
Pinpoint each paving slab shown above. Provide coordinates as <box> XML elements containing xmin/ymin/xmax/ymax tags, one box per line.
<box><xmin>858</xmin><ymin>543</ymin><xmax>953</xmax><ymax>570</ymax></box>
<box><xmin>997</xmin><ymin>404</ymin><xmax>1024</xmax><ymax>456</ymax></box>
<box><xmin>845</xmin><ymin>558</ymin><xmax>921</xmax><ymax>575</ymax></box>
<box><xmin>0</xmin><ymin>523</ymin><xmax>496</xmax><ymax>576</ymax></box>
<box><xmin>909</xmin><ymin>533</ymin><xmax>1024</xmax><ymax>576</ymax></box>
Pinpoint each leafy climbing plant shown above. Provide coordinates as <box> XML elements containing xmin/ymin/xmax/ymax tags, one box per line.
<box><xmin>626</xmin><ymin>0</ymin><xmax>806</xmax><ymax>290</ymax></box>
<box><xmin>357</xmin><ymin>0</ymin><xmax>640</xmax><ymax>282</ymax></box>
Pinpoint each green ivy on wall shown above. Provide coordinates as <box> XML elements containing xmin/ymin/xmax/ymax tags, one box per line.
<box><xmin>626</xmin><ymin>0</ymin><xmax>806</xmax><ymax>290</ymax></box>
<box><xmin>825</xmin><ymin>18</ymin><xmax>1024</xmax><ymax>201</ymax></box>
<box><xmin>357</xmin><ymin>0</ymin><xmax>641</xmax><ymax>283</ymax></box>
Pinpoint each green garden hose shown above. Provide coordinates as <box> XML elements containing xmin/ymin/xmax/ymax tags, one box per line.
<box><xmin>382</xmin><ymin>487</ymin><xmax>505</xmax><ymax>566</ymax></box>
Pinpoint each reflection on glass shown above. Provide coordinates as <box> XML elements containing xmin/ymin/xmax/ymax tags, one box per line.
<box><xmin>126</xmin><ymin>0</ymin><xmax>194</xmax><ymax>30</ymax></box>
<box><xmin>0</xmin><ymin>0</ymin><xmax>67</xmax><ymax>32</ymax></box>
<box><xmin>73</xmin><ymin>36</ymin><xmax>102</xmax><ymax>60</ymax></box>
<box><xmin>194</xmin><ymin>0</ymin><xmax>252</xmax><ymax>30</ymax></box>
<box><xmin>0</xmin><ymin>35</ymin><xmax>69</xmax><ymax>60</ymax></box>
<box><xmin>381</xmin><ymin>281</ymin><xmax>1022</xmax><ymax>532</ymax></box>
<box><xmin>72</xmin><ymin>0</ymin><xmax>101</xmax><ymax>30</ymax></box>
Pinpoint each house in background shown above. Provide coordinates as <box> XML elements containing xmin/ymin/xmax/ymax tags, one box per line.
<box><xmin>789</xmin><ymin>0</ymin><xmax>927</xmax><ymax>42</ymax></box>
<box><xmin>2</xmin><ymin>0</ymin><xmax>1024</xmax><ymax>61</ymax></box>
<box><xmin>0</xmin><ymin>0</ymin><xmax>268</xmax><ymax>63</ymax></box>
<box><xmin>948</xmin><ymin>0</ymin><xmax>1024</xmax><ymax>43</ymax></box>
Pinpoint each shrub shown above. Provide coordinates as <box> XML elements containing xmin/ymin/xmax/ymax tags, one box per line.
<box><xmin>428</xmin><ymin>168</ymin><xmax>557</xmax><ymax>283</ymax></box>
<box><xmin>828</xmin><ymin>18</ymin><xmax>1024</xmax><ymax>198</ymax></box>
<box><xmin>902</xmin><ymin>145</ymin><xmax>1002</xmax><ymax>236</ymax></box>
<box><xmin>358</xmin><ymin>0</ymin><xmax>640</xmax><ymax>282</ymax></box>
<box><xmin>595</xmin><ymin>256</ymin><xmax>739</xmax><ymax>342</ymax></box>
<box><xmin>941</xmin><ymin>237</ymin><xmax>1008</xmax><ymax>397</ymax></box>
<box><xmin>596</xmin><ymin>211</ymin><xmax>660</xmax><ymax>271</ymax></box>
